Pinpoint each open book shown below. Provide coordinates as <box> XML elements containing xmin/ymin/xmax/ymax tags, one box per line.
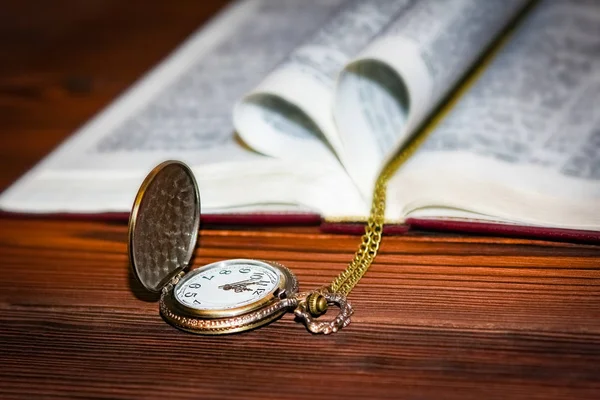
<box><xmin>1</xmin><ymin>0</ymin><xmax>599</xmax><ymax>242</ymax></box>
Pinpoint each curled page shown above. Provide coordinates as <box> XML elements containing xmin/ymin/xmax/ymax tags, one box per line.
<box><xmin>234</xmin><ymin>0</ymin><xmax>413</xmax><ymax>170</ymax></box>
<box><xmin>334</xmin><ymin>0</ymin><xmax>528</xmax><ymax>195</ymax></box>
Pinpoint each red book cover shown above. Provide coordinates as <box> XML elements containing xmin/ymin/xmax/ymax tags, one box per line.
<box><xmin>3</xmin><ymin>210</ymin><xmax>598</xmax><ymax>244</ymax></box>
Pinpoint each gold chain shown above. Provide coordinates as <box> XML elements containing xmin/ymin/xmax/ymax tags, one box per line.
<box><xmin>327</xmin><ymin>131</ymin><xmax>432</xmax><ymax>297</ymax></box>
<box><xmin>319</xmin><ymin>5</ymin><xmax>525</xmax><ymax>316</ymax></box>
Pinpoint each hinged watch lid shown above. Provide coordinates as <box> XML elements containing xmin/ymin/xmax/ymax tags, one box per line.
<box><xmin>128</xmin><ymin>160</ymin><xmax>201</xmax><ymax>293</ymax></box>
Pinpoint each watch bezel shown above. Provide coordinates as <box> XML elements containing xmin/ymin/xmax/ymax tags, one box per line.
<box><xmin>162</xmin><ymin>260</ymin><xmax>298</xmax><ymax>319</ymax></box>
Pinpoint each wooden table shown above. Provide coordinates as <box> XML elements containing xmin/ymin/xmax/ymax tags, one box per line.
<box><xmin>1</xmin><ymin>2</ymin><xmax>599</xmax><ymax>399</ymax></box>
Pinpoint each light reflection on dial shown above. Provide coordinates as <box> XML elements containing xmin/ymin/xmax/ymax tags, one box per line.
<box><xmin>174</xmin><ymin>259</ymin><xmax>281</xmax><ymax>310</ymax></box>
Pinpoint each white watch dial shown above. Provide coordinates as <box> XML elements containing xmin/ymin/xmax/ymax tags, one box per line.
<box><xmin>174</xmin><ymin>259</ymin><xmax>281</xmax><ymax>310</ymax></box>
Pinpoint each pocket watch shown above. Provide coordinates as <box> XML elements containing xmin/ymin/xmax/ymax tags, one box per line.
<box><xmin>128</xmin><ymin>161</ymin><xmax>355</xmax><ymax>335</ymax></box>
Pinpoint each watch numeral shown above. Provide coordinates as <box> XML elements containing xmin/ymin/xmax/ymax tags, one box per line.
<box><xmin>257</xmin><ymin>280</ymin><xmax>270</xmax><ymax>287</ymax></box>
<box><xmin>220</xmin><ymin>270</ymin><xmax>232</xmax><ymax>275</ymax></box>
<box><xmin>189</xmin><ymin>283</ymin><xmax>201</xmax><ymax>289</ymax></box>
<box><xmin>239</xmin><ymin>268</ymin><xmax>251</xmax><ymax>274</ymax></box>
<box><xmin>253</xmin><ymin>288</ymin><xmax>266</xmax><ymax>296</ymax></box>
<box><xmin>202</xmin><ymin>275</ymin><xmax>214</xmax><ymax>280</ymax></box>
<box><xmin>184</xmin><ymin>292</ymin><xmax>197</xmax><ymax>298</ymax></box>
<box><xmin>193</xmin><ymin>300</ymin><xmax>201</xmax><ymax>305</ymax></box>
<box><xmin>250</xmin><ymin>273</ymin><xmax>263</xmax><ymax>280</ymax></box>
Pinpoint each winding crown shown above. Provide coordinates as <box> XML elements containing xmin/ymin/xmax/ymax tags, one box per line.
<box><xmin>306</xmin><ymin>292</ymin><xmax>328</xmax><ymax>317</ymax></box>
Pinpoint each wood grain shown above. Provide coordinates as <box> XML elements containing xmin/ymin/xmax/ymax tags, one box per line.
<box><xmin>1</xmin><ymin>2</ymin><xmax>599</xmax><ymax>399</ymax></box>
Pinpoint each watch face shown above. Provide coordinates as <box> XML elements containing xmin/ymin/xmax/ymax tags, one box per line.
<box><xmin>174</xmin><ymin>259</ymin><xmax>282</xmax><ymax>311</ymax></box>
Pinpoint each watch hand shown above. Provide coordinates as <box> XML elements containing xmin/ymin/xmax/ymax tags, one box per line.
<box><xmin>225</xmin><ymin>285</ymin><xmax>253</xmax><ymax>293</ymax></box>
<box><xmin>218</xmin><ymin>278</ymin><xmax>259</xmax><ymax>290</ymax></box>
<box><xmin>219</xmin><ymin>281</ymin><xmax>257</xmax><ymax>292</ymax></box>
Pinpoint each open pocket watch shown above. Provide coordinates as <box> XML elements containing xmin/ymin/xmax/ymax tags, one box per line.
<box><xmin>128</xmin><ymin>161</ymin><xmax>353</xmax><ymax>335</ymax></box>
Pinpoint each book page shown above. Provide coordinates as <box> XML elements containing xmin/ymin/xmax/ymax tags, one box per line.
<box><xmin>334</xmin><ymin>0</ymin><xmax>528</xmax><ymax>195</ymax></box>
<box><xmin>388</xmin><ymin>0</ymin><xmax>600</xmax><ymax>230</ymax></box>
<box><xmin>0</xmin><ymin>0</ymin><xmax>366</xmax><ymax>217</ymax></box>
<box><xmin>234</xmin><ymin>0</ymin><xmax>413</xmax><ymax>171</ymax></box>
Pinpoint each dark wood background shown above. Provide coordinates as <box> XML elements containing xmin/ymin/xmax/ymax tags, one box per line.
<box><xmin>1</xmin><ymin>1</ymin><xmax>599</xmax><ymax>399</ymax></box>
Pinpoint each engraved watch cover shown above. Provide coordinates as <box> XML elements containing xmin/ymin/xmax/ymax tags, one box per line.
<box><xmin>128</xmin><ymin>160</ymin><xmax>201</xmax><ymax>293</ymax></box>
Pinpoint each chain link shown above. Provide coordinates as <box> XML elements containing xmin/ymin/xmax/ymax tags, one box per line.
<box><xmin>328</xmin><ymin>132</ymin><xmax>432</xmax><ymax>297</ymax></box>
